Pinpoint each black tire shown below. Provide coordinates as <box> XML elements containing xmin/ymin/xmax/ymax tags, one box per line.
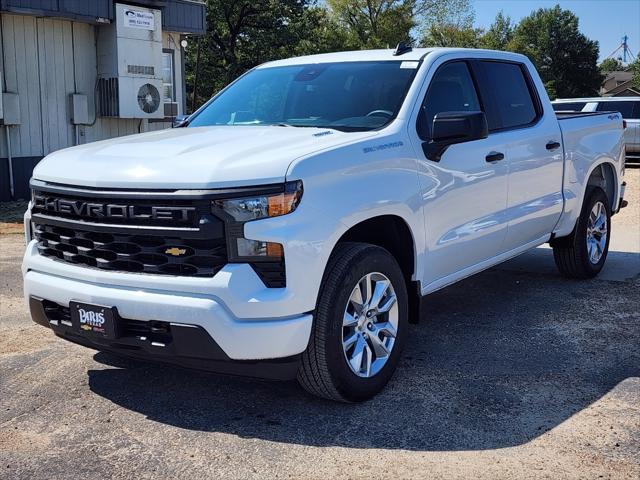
<box><xmin>552</xmin><ymin>187</ymin><xmax>611</xmax><ymax>279</ymax></box>
<box><xmin>297</xmin><ymin>242</ymin><xmax>408</xmax><ymax>402</ymax></box>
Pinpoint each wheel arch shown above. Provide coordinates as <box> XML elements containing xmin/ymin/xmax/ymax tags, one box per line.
<box><xmin>327</xmin><ymin>214</ymin><xmax>422</xmax><ymax>323</ymax></box>
<box><xmin>586</xmin><ymin>161</ymin><xmax>617</xmax><ymax>211</ymax></box>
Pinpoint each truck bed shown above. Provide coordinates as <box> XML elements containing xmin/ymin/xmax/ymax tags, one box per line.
<box><xmin>552</xmin><ymin>109</ymin><xmax>624</xmax><ymax>237</ymax></box>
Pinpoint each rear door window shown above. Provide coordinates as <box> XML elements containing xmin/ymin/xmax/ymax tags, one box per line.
<box><xmin>481</xmin><ymin>61</ymin><xmax>539</xmax><ymax>130</ymax></box>
<box><xmin>596</xmin><ymin>101</ymin><xmax>637</xmax><ymax>118</ymax></box>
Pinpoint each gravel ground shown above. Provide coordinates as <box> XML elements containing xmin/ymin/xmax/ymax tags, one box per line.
<box><xmin>0</xmin><ymin>171</ymin><xmax>638</xmax><ymax>479</ymax></box>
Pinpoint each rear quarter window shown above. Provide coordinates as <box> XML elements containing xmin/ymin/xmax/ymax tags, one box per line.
<box><xmin>481</xmin><ymin>61</ymin><xmax>538</xmax><ymax>130</ymax></box>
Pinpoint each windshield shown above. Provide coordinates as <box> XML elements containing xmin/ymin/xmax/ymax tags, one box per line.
<box><xmin>187</xmin><ymin>61</ymin><xmax>419</xmax><ymax>132</ymax></box>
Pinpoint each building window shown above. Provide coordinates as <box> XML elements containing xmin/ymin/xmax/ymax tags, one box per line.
<box><xmin>162</xmin><ymin>50</ymin><xmax>175</xmax><ymax>103</ymax></box>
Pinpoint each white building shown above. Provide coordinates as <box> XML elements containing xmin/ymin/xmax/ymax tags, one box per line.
<box><xmin>0</xmin><ymin>0</ymin><xmax>206</xmax><ymax>200</ymax></box>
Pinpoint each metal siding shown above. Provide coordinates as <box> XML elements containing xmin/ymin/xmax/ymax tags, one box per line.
<box><xmin>0</xmin><ymin>9</ymin><xmax>196</xmax><ymax>199</ymax></box>
<box><xmin>71</xmin><ymin>21</ymin><xmax>97</xmax><ymax>143</ymax></box>
<box><xmin>0</xmin><ymin>14</ymin><xmax>43</xmax><ymax>158</ymax></box>
<box><xmin>36</xmin><ymin>17</ymin><xmax>76</xmax><ymax>154</ymax></box>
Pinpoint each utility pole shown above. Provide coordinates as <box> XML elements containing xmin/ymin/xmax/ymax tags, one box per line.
<box><xmin>191</xmin><ymin>37</ymin><xmax>201</xmax><ymax>113</ymax></box>
<box><xmin>604</xmin><ymin>34</ymin><xmax>636</xmax><ymax>64</ymax></box>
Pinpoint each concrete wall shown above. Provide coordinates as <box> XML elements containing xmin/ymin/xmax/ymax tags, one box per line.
<box><xmin>0</xmin><ymin>13</ymin><xmax>185</xmax><ymax>200</ymax></box>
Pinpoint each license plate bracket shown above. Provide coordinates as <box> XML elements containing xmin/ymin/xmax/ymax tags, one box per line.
<box><xmin>69</xmin><ymin>301</ymin><xmax>119</xmax><ymax>339</ymax></box>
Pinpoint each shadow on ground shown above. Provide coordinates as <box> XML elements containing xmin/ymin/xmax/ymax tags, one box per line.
<box><xmin>88</xmin><ymin>250</ymin><xmax>640</xmax><ymax>451</ymax></box>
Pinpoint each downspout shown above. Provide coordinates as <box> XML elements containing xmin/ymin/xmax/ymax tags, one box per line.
<box><xmin>1</xmin><ymin>14</ymin><xmax>13</xmax><ymax>199</ymax></box>
<box><xmin>5</xmin><ymin>125</ymin><xmax>14</xmax><ymax>199</ymax></box>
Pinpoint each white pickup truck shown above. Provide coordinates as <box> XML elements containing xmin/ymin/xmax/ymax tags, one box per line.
<box><xmin>23</xmin><ymin>47</ymin><xmax>626</xmax><ymax>402</ymax></box>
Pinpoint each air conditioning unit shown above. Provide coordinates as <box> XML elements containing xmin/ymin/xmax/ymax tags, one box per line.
<box><xmin>96</xmin><ymin>3</ymin><xmax>164</xmax><ymax>119</ymax></box>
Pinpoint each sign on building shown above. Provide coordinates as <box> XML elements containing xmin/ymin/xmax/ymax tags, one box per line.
<box><xmin>123</xmin><ymin>8</ymin><xmax>155</xmax><ymax>30</ymax></box>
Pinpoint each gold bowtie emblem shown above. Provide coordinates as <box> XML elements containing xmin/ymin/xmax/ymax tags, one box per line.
<box><xmin>165</xmin><ymin>247</ymin><xmax>187</xmax><ymax>256</ymax></box>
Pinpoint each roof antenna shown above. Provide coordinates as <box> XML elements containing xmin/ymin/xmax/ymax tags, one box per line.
<box><xmin>393</xmin><ymin>41</ymin><xmax>412</xmax><ymax>56</ymax></box>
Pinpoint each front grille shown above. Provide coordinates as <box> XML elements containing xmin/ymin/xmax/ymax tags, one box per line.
<box><xmin>29</xmin><ymin>184</ymin><xmax>286</xmax><ymax>286</ymax></box>
<box><xmin>31</xmin><ymin>187</ymin><xmax>228</xmax><ymax>277</ymax></box>
<box><xmin>34</xmin><ymin>223</ymin><xmax>226</xmax><ymax>277</ymax></box>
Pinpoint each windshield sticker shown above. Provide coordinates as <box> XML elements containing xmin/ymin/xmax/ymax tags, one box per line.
<box><xmin>363</xmin><ymin>141</ymin><xmax>404</xmax><ymax>154</ymax></box>
<box><xmin>400</xmin><ymin>61</ymin><xmax>419</xmax><ymax>69</ymax></box>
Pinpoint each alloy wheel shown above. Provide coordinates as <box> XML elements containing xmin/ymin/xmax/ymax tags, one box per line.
<box><xmin>341</xmin><ymin>272</ymin><xmax>399</xmax><ymax>378</ymax></box>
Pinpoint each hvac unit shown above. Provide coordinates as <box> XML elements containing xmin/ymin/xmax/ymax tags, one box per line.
<box><xmin>96</xmin><ymin>3</ymin><xmax>164</xmax><ymax>119</ymax></box>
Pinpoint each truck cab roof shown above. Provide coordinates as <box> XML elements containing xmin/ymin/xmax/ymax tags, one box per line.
<box><xmin>258</xmin><ymin>47</ymin><xmax>529</xmax><ymax>68</ymax></box>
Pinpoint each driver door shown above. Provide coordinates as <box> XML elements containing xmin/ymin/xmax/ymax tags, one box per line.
<box><xmin>410</xmin><ymin>60</ymin><xmax>510</xmax><ymax>290</ymax></box>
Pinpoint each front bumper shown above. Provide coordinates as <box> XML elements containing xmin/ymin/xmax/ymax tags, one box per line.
<box><xmin>24</xmin><ymin>265</ymin><xmax>312</xmax><ymax>361</ymax></box>
<box><xmin>28</xmin><ymin>296</ymin><xmax>302</xmax><ymax>380</ymax></box>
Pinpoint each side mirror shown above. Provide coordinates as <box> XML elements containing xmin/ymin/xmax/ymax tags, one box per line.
<box><xmin>173</xmin><ymin>115</ymin><xmax>190</xmax><ymax>128</ymax></box>
<box><xmin>419</xmin><ymin>111</ymin><xmax>488</xmax><ymax>161</ymax></box>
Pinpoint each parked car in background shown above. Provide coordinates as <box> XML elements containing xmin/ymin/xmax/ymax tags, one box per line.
<box><xmin>552</xmin><ymin>97</ymin><xmax>640</xmax><ymax>162</ymax></box>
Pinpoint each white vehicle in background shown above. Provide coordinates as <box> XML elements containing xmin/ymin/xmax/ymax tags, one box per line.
<box><xmin>23</xmin><ymin>46</ymin><xmax>626</xmax><ymax>402</ymax></box>
<box><xmin>552</xmin><ymin>97</ymin><xmax>640</xmax><ymax>162</ymax></box>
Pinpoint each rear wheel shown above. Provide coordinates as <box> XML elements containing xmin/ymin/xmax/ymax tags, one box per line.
<box><xmin>297</xmin><ymin>243</ymin><xmax>408</xmax><ymax>402</ymax></box>
<box><xmin>552</xmin><ymin>187</ymin><xmax>611</xmax><ymax>279</ymax></box>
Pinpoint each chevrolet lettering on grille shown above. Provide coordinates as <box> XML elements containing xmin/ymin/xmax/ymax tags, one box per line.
<box><xmin>33</xmin><ymin>194</ymin><xmax>196</xmax><ymax>222</ymax></box>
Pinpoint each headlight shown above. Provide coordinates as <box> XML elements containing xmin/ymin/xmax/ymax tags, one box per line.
<box><xmin>214</xmin><ymin>180</ymin><xmax>303</xmax><ymax>222</ymax></box>
<box><xmin>213</xmin><ymin>180</ymin><xmax>303</xmax><ymax>262</ymax></box>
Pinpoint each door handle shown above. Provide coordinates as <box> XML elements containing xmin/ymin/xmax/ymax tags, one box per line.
<box><xmin>485</xmin><ymin>152</ymin><xmax>504</xmax><ymax>163</ymax></box>
<box><xmin>546</xmin><ymin>141</ymin><xmax>561</xmax><ymax>151</ymax></box>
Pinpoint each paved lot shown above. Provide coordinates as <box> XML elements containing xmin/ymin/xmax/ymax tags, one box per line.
<box><xmin>1</xmin><ymin>171</ymin><xmax>639</xmax><ymax>479</ymax></box>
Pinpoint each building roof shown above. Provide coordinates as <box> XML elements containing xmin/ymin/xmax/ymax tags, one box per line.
<box><xmin>603</xmin><ymin>71</ymin><xmax>634</xmax><ymax>83</ymax></box>
<box><xmin>604</xmin><ymin>80</ymin><xmax>640</xmax><ymax>97</ymax></box>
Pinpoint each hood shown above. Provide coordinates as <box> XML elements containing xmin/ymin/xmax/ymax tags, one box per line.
<box><xmin>33</xmin><ymin>126</ymin><xmax>377</xmax><ymax>189</ymax></box>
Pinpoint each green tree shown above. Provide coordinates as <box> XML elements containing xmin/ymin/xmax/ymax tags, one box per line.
<box><xmin>479</xmin><ymin>11</ymin><xmax>513</xmax><ymax>50</ymax></box>
<box><xmin>418</xmin><ymin>0</ymin><xmax>476</xmax><ymax>48</ymax></box>
<box><xmin>630</xmin><ymin>59</ymin><xmax>640</xmax><ymax>89</ymax></box>
<box><xmin>327</xmin><ymin>0</ymin><xmax>473</xmax><ymax>49</ymax></box>
<box><xmin>507</xmin><ymin>5</ymin><xmax>602</xmax><ymax>98</ymax></box>
<box><xmin>289</xmin><ymin>6</ymin><xmax>351</xmax><ymax>56</ymax></box>
<box><xmin>599</xmin><ymin>58</ymin><xmax>624</xmax><ymax>73</ymax></box>
<box><xmin>185</xmin><ymin>0</ymin><xmax>314</xmax><ymax>110</ymax></box>
<box><xmin>326</xmin><ymin>0</ymin><xmax>415</xmax><ymax>48</ymax></box>
<box><xmin>422</xmin><ymin>25</ymin><xmax>483</xmax><ymax>48</ymax></box>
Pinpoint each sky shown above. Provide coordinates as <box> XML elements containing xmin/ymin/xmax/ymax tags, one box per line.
<box><xmin>473</xmin><ymin>0</ymin><xmax>640</xmax><ymax>63</ymax></box>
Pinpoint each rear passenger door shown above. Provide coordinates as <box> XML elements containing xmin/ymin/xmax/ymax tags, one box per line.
<box><xmin>475</xmin><ymin>60</ymin><xmax>564</xmax><ymax>250</ymax></box>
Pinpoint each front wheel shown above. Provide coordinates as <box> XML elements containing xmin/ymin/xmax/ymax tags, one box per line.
<box><xmin>552</xmin><ymin>187</ymin><xmax>611</xmax><ymax>279</ymax></box>
<box><xmin>297</xmin><ymin>243</ymin><xmax>408</xmax><ymax>402</ymax></box>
